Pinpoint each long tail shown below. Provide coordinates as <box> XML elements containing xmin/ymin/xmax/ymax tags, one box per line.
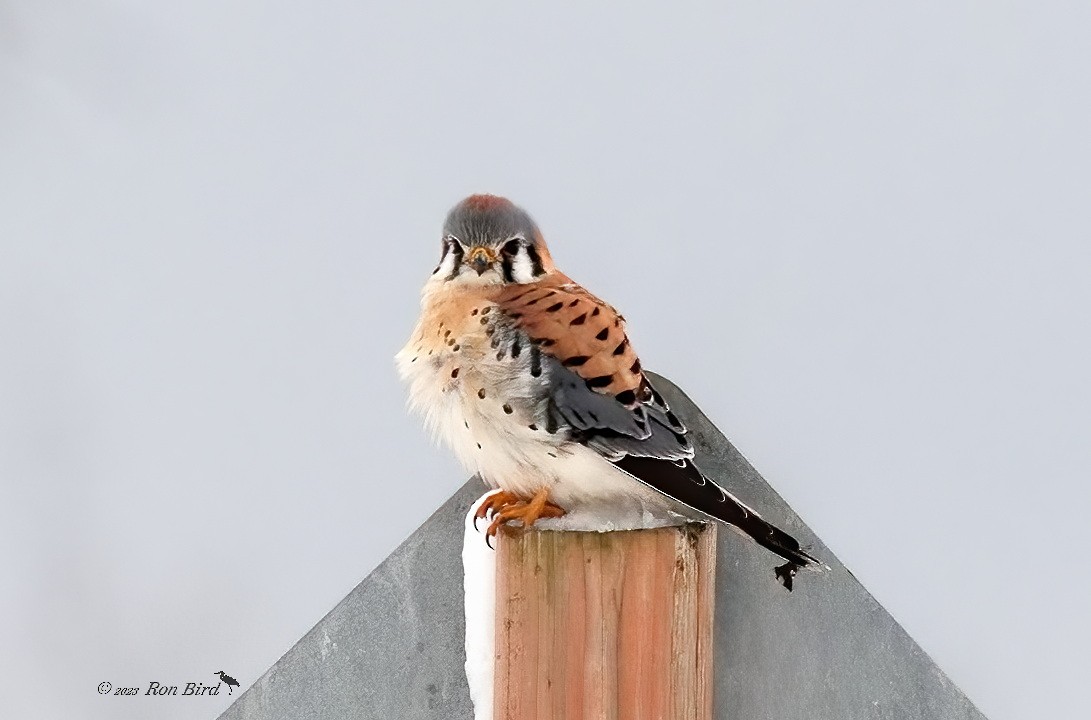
<box><xmin>612</xmin><ymin>455</ymin><xmax>823</xmax><ymax>590</ymax></box>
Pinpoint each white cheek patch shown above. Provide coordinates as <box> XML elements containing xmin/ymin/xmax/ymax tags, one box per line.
<box><xmin>435</xmin><ymin>247</ymin><xmax>459</xmax><ymax>278</ymax></box>
<box><xmin>510</xmin><ymin>248</ymin><xmax>536</xmax><ymax>283</ymax></box>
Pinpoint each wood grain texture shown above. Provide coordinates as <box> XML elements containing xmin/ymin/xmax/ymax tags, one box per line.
<box><xmin>493</xmin><ymin>524</ymin><xmax>717</xmax><ymax>720</ymax></box>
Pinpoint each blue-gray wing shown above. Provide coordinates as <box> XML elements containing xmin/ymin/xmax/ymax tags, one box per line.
<box><xmin>491</xmin><ymin>279</ymin><xmax>822</xmax><ymax>586</ymax></box>
<box><xmin>490</xmin><ymin>279</ymin><xmax>691</xmax><ymax>461</ymax></box>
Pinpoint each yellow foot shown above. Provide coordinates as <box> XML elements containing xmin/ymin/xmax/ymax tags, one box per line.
<box><xmin>483</xmin><ymin>488</ymin><xmax>565</xmax><ymax>547</ymax></box>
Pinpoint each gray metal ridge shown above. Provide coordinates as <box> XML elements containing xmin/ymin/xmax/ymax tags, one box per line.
<box><xmin>218</xmin><ymin>372</ymin><xmax>987</xmax><ymax>720</ymax></box>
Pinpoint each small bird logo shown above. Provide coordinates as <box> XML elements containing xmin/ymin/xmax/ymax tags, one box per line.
<box><xmin>215</xmin><ymin>670</ymin><xmax>240</xmax><ymax>695</ymax></box>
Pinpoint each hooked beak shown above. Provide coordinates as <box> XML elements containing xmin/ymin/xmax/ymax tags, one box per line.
<box><xmin>466</xmin><ymin>247</ymin><xmax>497</xmax><ymax>276</ymax></box>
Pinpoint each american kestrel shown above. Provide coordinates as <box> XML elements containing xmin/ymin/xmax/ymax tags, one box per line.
<box><xmin>396</xmin><ymin>194</ymin><xmax>820</xmax><ymax>588</ymax></box>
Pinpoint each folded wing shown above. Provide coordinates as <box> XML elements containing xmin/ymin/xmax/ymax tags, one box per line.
<box><xmin>491</xmin><ymin>277</ymin><xmax>820</xmax><ymax>588</ymax></box>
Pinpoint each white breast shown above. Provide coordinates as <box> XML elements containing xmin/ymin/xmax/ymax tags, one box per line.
<box><xmin>397</xmin><ymin>344</ymin><xmax>670</xmax><ymax>521</ymax></box>
<box><xmin>395</xmin><ymin>288</ymin><xmax>671</xmax><ymax>518</ymax></box>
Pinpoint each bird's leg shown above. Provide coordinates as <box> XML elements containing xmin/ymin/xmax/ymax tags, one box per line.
<box><xmin>485</xmin><ymin>487</ymin><xmax>566</xmax><ymax>543</ymax></box>
<box><xmin>473</xmin><ymin>490</ymin><xmax>522</xmax><ymax>530</ymax></box>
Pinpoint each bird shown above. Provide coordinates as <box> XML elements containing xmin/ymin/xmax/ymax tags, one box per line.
<box><xmin>215</xmin><ymin>670</ymin><xmax>240</xmax><ymax>695</ymax></box>
<box><xmin>396</xmin><ymin>194</ymin><xmax>821</xmax><ymax>589</ymax></box>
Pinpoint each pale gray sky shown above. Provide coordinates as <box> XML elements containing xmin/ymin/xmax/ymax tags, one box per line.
<box><xmin>2</xmin><ymin>2</ymin><xmax>1088</xmax><ymax>719</ymax></box>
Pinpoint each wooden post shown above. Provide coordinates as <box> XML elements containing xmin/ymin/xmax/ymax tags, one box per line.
<box><xmin>493</xmin><ymin>523</ymin><xmax>717</xmax><ymax>720</ymax></box>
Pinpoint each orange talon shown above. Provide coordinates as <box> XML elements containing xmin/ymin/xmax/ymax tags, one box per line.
<box><xmin>483</xmin><ymin>488</ymin><xmax>566</xmax><ymax>544</ymax></box>
<box><xmin>474</xmin><ymin>491</ymin><xmax>521</xmax><ymax>530</ymax></box>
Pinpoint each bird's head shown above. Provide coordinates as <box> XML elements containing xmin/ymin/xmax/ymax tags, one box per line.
<box><xmin>432</xmin><ymin>194</ymin><xmax>555</xmax><ymax>285</ymax></box>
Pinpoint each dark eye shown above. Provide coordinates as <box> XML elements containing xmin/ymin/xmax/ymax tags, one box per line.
<box><xmin>502</xmin><ymin>238</ymin><xmax>523</xmax><ymax>256</ymax></box>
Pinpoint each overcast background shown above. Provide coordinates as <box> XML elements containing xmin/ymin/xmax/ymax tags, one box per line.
<box><xmin>2</xmin><ymin>2</ymin><xmax>1089</xmax><ymax>719</ymax></box>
